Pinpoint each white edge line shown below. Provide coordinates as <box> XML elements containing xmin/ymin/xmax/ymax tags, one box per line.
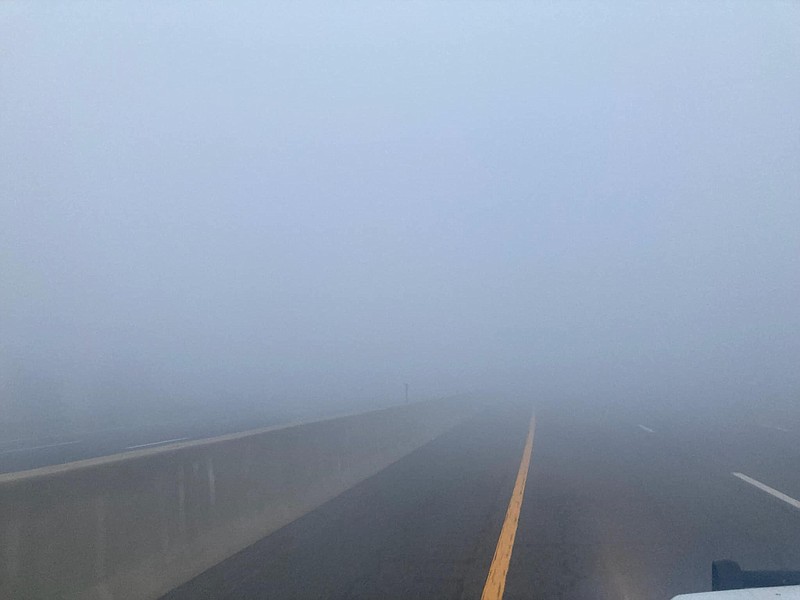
<box><xmin>0</xmin><ymin>398</ymin><xmax>460</xmax><ymax>485</ymax></box>
<box><xmin>732</xmin><ymin>472</ymin><xmax>800</xmax><ymax>510</ymax></box>
<box><xmin>638</xmin><ymin>424</ymin><xmax>655</xmax><ymax>433</ymax></box>
<box><xmin>760</xmin><ymin>424</ymin><xmax>790</xmax><ymax>433</ymax></box>
<box><xmin>125</xmin><ymin>438</ymin><xmax>190</xmax><ymax>450</ymax></box>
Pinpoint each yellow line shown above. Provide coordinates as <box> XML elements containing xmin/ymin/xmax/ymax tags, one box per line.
<box><xmin>481</xmin><ymin>412</ymin><xmax>536</xmax><ymax>600</ymax></box>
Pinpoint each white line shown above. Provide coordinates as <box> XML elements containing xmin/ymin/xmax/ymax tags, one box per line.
<box><xmin>0</xmin><ymin>440</ymin><xmax>82</xmax><ymax>456</ymax></box>
<box><xmin>760</xmin><ymin>424</ymin><xmax>790</xmax><ymax>433</ymax></box>
<box><xmin>638</xmin><ymin>424</ymin><xmax>655</xmax><ymax>433</ymax></box>
<box><xmin>125</xmin><ymin>438</ymin><xmax>189</xmax><ymax>450</ymax></box>
<box><xmin>732</xmin><ymin>472</ymin><xmax>800</xmax><ymax>510</ymax></box>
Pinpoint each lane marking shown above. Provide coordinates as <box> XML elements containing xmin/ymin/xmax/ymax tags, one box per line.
<box><xmin>732</xmin><ymin>472</ymin><xmax>800</xmax><ymax>510</ymax></box>
<box><xmin>0</xmin><ymin>440</ymin><xmax>82</xmax><ymax>456</ymax></box>
<box><xmin>125</xmin><ymin>437</ymin><xmax>189</xmax><ymax>450</ymax></box>
<box><xmin>638</xmin><ymin>424</ymin><xmax>655</xmax><ymax>433</ymax></box>
<box><xmin>760</xmin><ymin>424</ymin><xmax>790</xmax><ymax>433</ymax></box>
<box><xmin>481</xmin><ymin>412</ymin><xmax>536</xmax><ymax>600</ymax></box>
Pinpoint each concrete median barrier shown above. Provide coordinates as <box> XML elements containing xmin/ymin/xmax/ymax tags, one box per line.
<box><xmin>0</xmin><ymin>397</ymin><xmax>475</xmax><ymax>600</ymax></box>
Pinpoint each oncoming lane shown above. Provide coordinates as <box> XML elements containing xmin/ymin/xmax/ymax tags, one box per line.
<box><xmin>0</xmin><ymin>415</ymin><xmax>290</xmax><ymax>475</ymax></box>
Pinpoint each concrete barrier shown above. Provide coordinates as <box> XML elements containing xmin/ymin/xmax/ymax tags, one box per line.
<box><xmin>0</xmin><ymin>397</ymin><xmax>474</xmax><ymax>600</ymax></box>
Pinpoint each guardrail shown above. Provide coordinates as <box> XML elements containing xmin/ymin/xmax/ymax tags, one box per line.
<box><xmin>0</xmin><ymin>397</ymin><xmax>474</xmax><ymax>600</ymax></box>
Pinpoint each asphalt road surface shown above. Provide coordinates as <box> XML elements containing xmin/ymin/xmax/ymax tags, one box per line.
<box><xmin>0</xmin><ymin>414</ymin><xmax>292</xmax><ymax>474</ymax></box>
<box><xmin>160</xmin><ymin>401</ymin><xmax>800</xmax><ymax>599</ymax></box>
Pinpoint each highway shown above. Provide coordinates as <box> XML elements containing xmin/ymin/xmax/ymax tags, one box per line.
<box><xmin>0</xmin><ymin>414</ymin><xmax>291</xmax><ymax>474</ymax></box>
<box><xmin>157</xmin><ymin>401</ymin><xmax>800</xmax><ymax>600</ymax></box>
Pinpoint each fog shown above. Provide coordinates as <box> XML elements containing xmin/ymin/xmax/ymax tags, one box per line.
<box><xmin>2</xmin><ymin>2</ymin><xmax>799</xmax><ymax>432</ymax></box>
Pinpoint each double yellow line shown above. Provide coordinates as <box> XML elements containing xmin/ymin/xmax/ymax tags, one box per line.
<box><xmin>481</xmin><ymin>412</ymin><xmax>536</xmax><ymax>600</ymax></box>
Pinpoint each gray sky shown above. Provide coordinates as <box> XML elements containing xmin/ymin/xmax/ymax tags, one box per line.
<box><xmin>2</xmin><ymin>1</ymin><xmax>799</xmax><ymax>419</ymax></box>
